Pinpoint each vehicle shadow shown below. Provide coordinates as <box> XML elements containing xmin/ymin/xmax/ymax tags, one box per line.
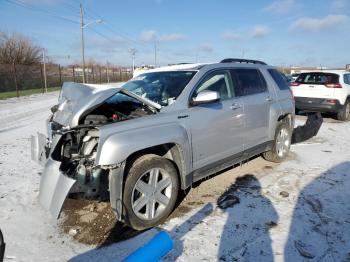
<box><xmin>217</xmin><ymin>174</ymin><xmax>278</xmax><ymax>261</ymax></box>
<box><xmin>284</xmin><ymin>162</ymin><xmax>350</xmax><ymax>261</ymax></box>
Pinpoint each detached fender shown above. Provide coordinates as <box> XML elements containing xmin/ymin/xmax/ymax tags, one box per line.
<box><xmin>95</xmin><ymin>123</ymin><xmax>191</xmax><ymax>174</ymax></box>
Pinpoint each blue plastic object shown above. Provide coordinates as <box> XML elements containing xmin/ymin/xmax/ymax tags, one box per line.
<box><xmin>123</xmin><ymin>231</ymin><xmax>173</xmax><ymax>262</ymax></box>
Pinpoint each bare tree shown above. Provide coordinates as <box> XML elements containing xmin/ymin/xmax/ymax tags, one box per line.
<box><xmin>0</xmin><ymin>32</ymin><xmax>41</xmax><ymax>64</ymax></box>
<box><xmin>0</xmin><ymin>32</ymin><xmax>42</xmax><ymax>96</ymax></box>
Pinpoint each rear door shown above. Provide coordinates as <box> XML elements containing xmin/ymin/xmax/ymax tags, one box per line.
<box><xmin>230</xmin><ymin>68</ymin><xmax>271</xmax><ymax>150</ymax></box>
<box><xmin>291</xmin><ymin>72</ymin><xmax>338</xmax><ymax>99</ymax></box>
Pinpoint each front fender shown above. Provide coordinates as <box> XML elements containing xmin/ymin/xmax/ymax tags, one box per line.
<box><xmin>95</xmin><ymin>123</ymin><xmax>191</xmax><ymax>173</ymax></box>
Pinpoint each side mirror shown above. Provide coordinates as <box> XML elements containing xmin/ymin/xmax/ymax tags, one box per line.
<box><xmin>191</xmin><ymin>90</ymin><xmax>220</xmax><ymax>106</ymax></box>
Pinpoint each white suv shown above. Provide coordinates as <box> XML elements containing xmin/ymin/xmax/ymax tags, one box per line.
<box><xmin>291</xmin><ymin>71</ymin><xmax>350</xmax><ymax>121</ymax></box>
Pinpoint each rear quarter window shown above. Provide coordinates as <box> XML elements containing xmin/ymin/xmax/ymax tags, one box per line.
<box><xmin>268</xmin><ymin>69</ymin><xmax>290</xmax><ymax>90</ymax></box>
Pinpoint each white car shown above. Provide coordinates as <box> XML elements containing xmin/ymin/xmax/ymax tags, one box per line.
<box><xmin>291</xmin><ymin>71</ymin><xmax>350</xmax><ymax>121</ymax></box>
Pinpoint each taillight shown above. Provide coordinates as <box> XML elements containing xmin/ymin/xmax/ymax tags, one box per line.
<box><xmin>290</xmin><ymin>82</ymin><xmax>300</xmax><ymax>86</ymax></box>
<box><xmin>326</xmin><ymin>99</ymin><xmax>338</xmax><ymax>104</ymax></box>
<box><xmin>325</xmin><ymin>83</ymin><xmax>342</xmax><ymax>88</ymax></box>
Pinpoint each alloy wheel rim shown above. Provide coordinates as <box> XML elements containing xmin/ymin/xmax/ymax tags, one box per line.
<box><xmin>131</xmin><ymin>168</ymin><xmax>172</xmax><ymax>220</ymax></box>
<box><xmin>276</xmin><ymin>127</ymin><xmax>290</xmax><ymax>158</ymax></box>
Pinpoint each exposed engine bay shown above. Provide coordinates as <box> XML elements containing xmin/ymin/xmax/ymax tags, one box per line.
<box><xmin>81</xmin><ymin>91</ymin><xmax>157</xmax><ymax>125</ymax></box>
<box><xmin>50</xmin><ymin>91</ymin><xmax>156</xmax><ymax>201</ymax></box>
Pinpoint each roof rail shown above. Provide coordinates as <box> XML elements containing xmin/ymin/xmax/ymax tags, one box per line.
<box><xmin>220</xmin><ymin>58</ymin><xmax>267</xmax><ymax>65</ymax></box>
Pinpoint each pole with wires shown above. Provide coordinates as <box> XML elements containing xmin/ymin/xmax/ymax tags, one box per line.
<box><xmin>129</xmin><ymin>48</ymin><xmax>137</xmax><ymax>74</ymax></box>
<box><xmin>154</xmin><ymin>43</ymin><xmax>157</xmax><ymax>68</ymax></box>
<box><xmin>80</xmin><ymin>3</ymin><xmax>86</xmax><ymax>83</ymax></box>
<box><xmin>42</xmin><ymin>50</ymin><xmax>47</xmax><ymax>93</ymax></box>
<box><xmin>106</xmin><ymin>62</ymin><xmax>110</xmax><ymax>83</ymax></box>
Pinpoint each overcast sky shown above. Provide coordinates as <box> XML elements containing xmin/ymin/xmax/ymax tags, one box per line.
<box><xmin>1</xmin><ymin>0</ymin><xmax>349</xmax><ymax>67</ymax></box>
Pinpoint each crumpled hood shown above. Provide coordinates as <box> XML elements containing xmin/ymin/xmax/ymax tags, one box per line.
<box><xmin>53</xmin><ymin>82</ymin><xmax>161</xmax><ymax>128</ymax></box>
<box><xmin>53</xmin><ymin>82</ymin><xmax>124</xmax><ymax>127</ymax></box>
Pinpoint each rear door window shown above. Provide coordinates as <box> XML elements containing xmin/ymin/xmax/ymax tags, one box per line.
<box><xmin>268</xmin><ymin>69</ymin><xmax>290</xmax><ymax>90</ymax></box>
<box><xmin>230</xmin><ymin>69</ymin><xmax>267</xmax><ymax>97</ymax></box>
<box><xmin>296</xmin><ymin>72</ymin><xmax>339</xmax><ymax>85</ymax></box>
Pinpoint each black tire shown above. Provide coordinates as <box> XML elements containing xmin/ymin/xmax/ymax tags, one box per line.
<box><xmin>263</xmin><ymin>122</ymin><xmax>292</xmax><ymax>163</ymax></box>
<box><xmin>123</xmin><ymin>154</ymin><xmax>179</xmax><ymax>230</ymax></box>
<box><xmin>336</xmin><ymin>100</ymin><xmax>350</xmax><ymax>121</ymax></box>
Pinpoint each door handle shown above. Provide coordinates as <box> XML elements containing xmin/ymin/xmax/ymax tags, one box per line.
<box><xmin>230</xmin><ymin>103</ymin><xmax>241</xmax><ymax>110</ymax></box>
<box><xmin>266</xmin><ymin>96</ymin><xmax>273</xmax><ymax>102</ymax></box>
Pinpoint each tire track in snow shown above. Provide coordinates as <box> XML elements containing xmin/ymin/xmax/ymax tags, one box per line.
<box><xmin>0</xmin><ymin>95</ymin><xmax>57</xmax><ymax>131</ymax></box>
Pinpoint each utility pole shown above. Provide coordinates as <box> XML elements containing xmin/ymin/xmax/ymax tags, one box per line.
<box><xmin>106</xmin><ymin>62</ymin><xmax>110</xmax><ymax>83</ymax></box>
<box><xmin>42</xmin><ymin>50</ymin><xmax>47</xmax><ymax>92</ymax></box>
<box><xmin>154</xmin><ymin>43</ymin><xmax>157</xmax><ymax>67</ymax></box>
<box><xmin>241</xmin><ymin>48</ymin><xmax>246</xmax><ymax>59</ymax></box>
<box><xmin>129</xmin><ymin>48</ymin><xmax>137</xmax><ymax>73</ymax></box>
<box><xmin>80</xmin><ymin>3</ymin><xmax>86</xmax><ymax>83</ymax></box>
<box><xmin>79</xmin><ymin>4</ymin><xmax>102</xmax><ymax>84</ymax></box>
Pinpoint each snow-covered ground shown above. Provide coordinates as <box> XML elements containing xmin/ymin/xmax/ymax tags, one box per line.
<box><xmin>1</xmin><ymin>92</ymin><xmax>350</xmax><ymax>262</ymax></box>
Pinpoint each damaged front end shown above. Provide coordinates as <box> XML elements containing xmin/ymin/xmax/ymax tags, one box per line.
<box><xmin>31</xmin><ymin>82</ymin><xmax>158</xmax><ymax>219</ymax></box>
<box><xmin>32</xmin><ymin>126</ymin><xmax>109</xmax><ymax>219</ymax></box>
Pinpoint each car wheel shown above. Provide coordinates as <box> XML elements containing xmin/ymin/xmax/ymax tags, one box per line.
<box><xmin>263</xmin><ymin>122</ymin><xmax>292</xmax><ymax>163</ymax></box>
<box><xmin>336</xmin><ymin>100</ymin><xmax>350</xmax><ymax>121</ymax></box>
<box><xmin>123</xmin><ymin>154</ymin><xmax>179</xmax><ymax>230</ymax></box>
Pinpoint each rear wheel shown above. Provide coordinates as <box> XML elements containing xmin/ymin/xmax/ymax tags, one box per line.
<box><xmin>263</xmin><ymin>122</ymin><xmax>292</xmax><ymax>163</ymax></box>
<box><xmin>336</xmin><ymin>100</ymin><xmax>350</xmax><ymax>121</ymax></box>
<box><xmin>123</xmin><ymin>154</ymin><xmax>179</xmax><ymax>230</ymax></box>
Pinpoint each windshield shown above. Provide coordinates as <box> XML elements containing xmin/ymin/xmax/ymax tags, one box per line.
<box><xmin>122</xmin><ymin>71</ymin><xmax>197</xmax><ymax>106</ymax></box>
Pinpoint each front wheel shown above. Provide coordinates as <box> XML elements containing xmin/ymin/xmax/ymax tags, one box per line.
<box><xmin>263</xmin><ymin>122</ymin><xmax>292</xmax><ymax>163</ymax></box>
<box><xmin>123</xmin><ymin>154</ymin><xmax>179</xmax><ymax>230</ymax></box>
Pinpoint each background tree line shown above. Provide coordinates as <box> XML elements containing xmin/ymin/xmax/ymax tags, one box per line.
<box><xmin>0</xmin><ymin>31</ymin><xmax>132</xmax><ymax>97</ymax></box>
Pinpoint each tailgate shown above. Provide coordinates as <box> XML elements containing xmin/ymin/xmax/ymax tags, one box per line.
<box><xmin>292</xmin><ymin>83</ymin><xmax>335</xmax><ymax>99</ymax></box>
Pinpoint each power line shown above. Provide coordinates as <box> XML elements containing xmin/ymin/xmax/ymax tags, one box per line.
<box><xmin>88</xmin><ymin>27</ymin><xmax>118</xmax><ymax>43</ymax></box>
<box><xmin>82</xmin><ymin>5</ymin><xmax>149</xmax><ymax>48</ymax></box>
<box><xmin>4</xmin><ymin>0</ymin><xmax>79</xmax><ymax>24</ymax></box>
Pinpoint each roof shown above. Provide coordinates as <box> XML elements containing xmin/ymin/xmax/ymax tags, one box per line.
<box><xmin>298</xmin><ymin>70</ymin><xmax>348</xmax><ymax>75</ymax></box>
<box><xmin>147</xmin><ymin>63</ymin><xmax>207</xmax><ymax>72</ymax></box>
<box><xmin>145</xmin><ymin>59</ymin><xmax>271</xmax><ymax>74</ymax></box>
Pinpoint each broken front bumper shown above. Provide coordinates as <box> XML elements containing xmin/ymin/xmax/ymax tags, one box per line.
<box><xmin>31</xmin><ymin>131</ymin><xmax>125</xmax><ymax>221</ymax></box>
<box><xmin>38</xmin><ymin>158</ymin><xmax>76</xmax><ymax>218</ymax></box>
<box><xmin>31</xmin><ymin>132</ymin><xmax>76</xmax><ymax>218</ymax></box>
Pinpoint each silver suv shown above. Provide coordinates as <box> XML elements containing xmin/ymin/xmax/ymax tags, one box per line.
<box><xmin>32</xmin><ymin>59</ymin><xmax>294</xmax><ymax>230</ymax></box>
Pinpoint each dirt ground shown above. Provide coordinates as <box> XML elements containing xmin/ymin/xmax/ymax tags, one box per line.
<box><xmin>60</xmin><ymin>152</ymin><xmax>297</xmax><ymax>246</ymax></box>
